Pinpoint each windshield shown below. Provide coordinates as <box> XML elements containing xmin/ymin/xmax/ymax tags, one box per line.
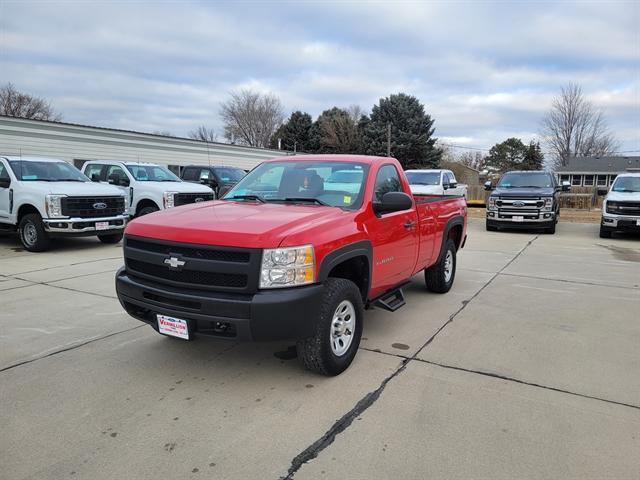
<box><xmin>126</xmin><ymin>164</ymin><xmax>181</xmax><ymax>182</ymax></box>
<box><xmin>497</xmin><ymin>172</ymin><xmax>553</xmax><ymax>188</ymax></box>
<box><xmin>405</xmin><ymin>171</ymin><xmax>440</xmax><ymax>186</ymax></box>
<box><xmin>611</xmin><ymin>176</ymin><xmax>640</xmax><ymax>193</ymax></box>
<box><xmin>9</xmin><ymin>161</ymin><xmax>88</xmax><ymax>182</ymax></box>
<box><xmin>214</xmin><ymin>167</ymin><xmax>245</xmax><ymax>182</ymax></box>
<box><xmin>223</xmin><ymin>160</ymin><xmax>369</xmax><ymax>209</ymax></box>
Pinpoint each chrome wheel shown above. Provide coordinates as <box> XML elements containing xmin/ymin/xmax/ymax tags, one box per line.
<box><xmin>22</xmin><ymin>222</ymin><xmax>38</xmax><ymax>247</ymax></box>
<box><xmin>443</xmin><ymin>250</ymin><xmax>454</xmax><ymax>283</ymax></box>
<box><xmin>331</xmin><ymin>300</ymin><xmax>356</xmax><ymax>357</ymax></box>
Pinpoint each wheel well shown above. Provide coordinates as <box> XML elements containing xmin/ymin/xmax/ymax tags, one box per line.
<box><xmin>17</xmin><ymin>204</ymin><xmax>40</xmax><ymax>223</ymax></box>
<box><xmin>448</xmin><ymin>224</ymin><xmax>463</xmax><ymax>250</ymax></box>
<box><xmin>136</xmin><ymin>199</ymin><xmax>159</xmax><ymax>215</ymax></box>
<box><xmin>327</xmin><ymin>256</ymin><xmax>369</xmax><ymax>301</ymax></box>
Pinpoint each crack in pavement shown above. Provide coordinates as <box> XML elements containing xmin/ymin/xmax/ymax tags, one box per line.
<box><xmin>499</xmin><ymin>272</ymin><xmax>640</xmax><ymax>290</ymax></box>
<box><xmin>279</xmin><ymin>235</ymin><xmax>540</xmax><ymax>478</ymax></box>
<box><xmin>0</xmin><ymin>325</ymin><xmax>145</xmax><ymax>373</ymax></box>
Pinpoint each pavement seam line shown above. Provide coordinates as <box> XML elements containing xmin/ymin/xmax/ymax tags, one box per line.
<box><xmin>5</xmin><ymin>255</ymin><xmax>122</xmax><ymax>275</ymax></box>
<box><xmin>498</xmin><ymin>272</ymin><xmax>639</xmax><ymax>290</ymax></box>
<box><xmin>418</xmin><ymin>359</ymin><xmax>640</xmax><ymax>411</ymax></box>
<box><xmin>280</xmin><ymin>236</ymin><xmax>540</xmax><ymax>478</ymax></box>
<box><xmin>0</xmin><ymin>325</ymin><xmax>145</xmax><ymax>373</ymax></box>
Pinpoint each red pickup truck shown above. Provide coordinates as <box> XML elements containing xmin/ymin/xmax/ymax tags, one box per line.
<box><xmin>116</xmin><ymin>155</ymin><xmax>467</xmax><ymax>375</ymax></box>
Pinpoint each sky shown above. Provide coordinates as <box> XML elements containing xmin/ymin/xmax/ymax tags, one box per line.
<box><xmin>1</xmin><ymin>0</ymin><xmax>639</xmax><ymax>155</ymax></box>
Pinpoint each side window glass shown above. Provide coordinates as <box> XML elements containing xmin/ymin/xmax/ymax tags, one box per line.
<box><xmin>106</xmin><ymin>165</ymin><xmax>127</xmax><ymax>179</ymax></box>
<box><xmin>182</xmin><ymin>168</ymin><xmax>194</xmax><ymax>181</ymax></box>
<box><xmin>85</xmin><ymin>164</ymin><xmax>103</xmax><ymax>180</ymax></box>
<box><xmin>199</xmin><ymin>169</ymin><xmax>210</xmax><ymax>180</ymax></box>
<box><xmin>0</xmin><ymin>162</ymin><xmax>9</xmax><ymax>179</ymax></box>
<box><xmin>373</xmin><ymin>165</ymin><xmax>402</xmax><ymax>203</ymax></box>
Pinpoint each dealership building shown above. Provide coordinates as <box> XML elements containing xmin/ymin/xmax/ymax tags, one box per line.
<box><xmin>0</xmin><ymin>115</ymin><xmax>289</xmax><ymax>173</ymax></box>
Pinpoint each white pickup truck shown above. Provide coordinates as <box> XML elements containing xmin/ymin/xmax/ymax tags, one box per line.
<box><xmin>405</xmin><ymin>169</ymin><xmax>468</xmax><ymax>198</ymax></box>
<box><xmin>81</xmin><ymin>161</ymin><xmax>213</xmax><ymax>217</ymax></box>
<box><xmin>600</xmin><ymin>173</ymin><xmax>640</xmax><ymax>238</ymax></box>
<box><xmin>0</xmin><ymin>156</ymin><xmax>129</xmax><ymax>251</ymax></box>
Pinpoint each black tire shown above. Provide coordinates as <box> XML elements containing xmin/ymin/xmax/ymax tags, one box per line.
<box><xmin>18</xmin><ymin>213</ymin><xmax>51</xmax><ymax>252</ymax></box>
<box><xmin>599</xmin><ymin>226</ymin><xmax>612</xmax><ymax>238</ymax></box>
<box><xmin>98</xmin><ymin>232</ymin><xmax>124</xmax><ymax>244</ymax></box>
<box><xmin>137</xmin><ymin>205</ymin><xmax>159</xmax><ymax>217</ymax></box>
<box><xmin>486</xmin><ymin>223</ymin><xmax>498</xmax><ymax>231</ymax></box>
<box><xmin>545</xmin><ymin>222</ymin><xmax>556</xmax><ymax>234</ymax></box>
<box><xmin>425</xmin><ymin>239</ymin><xmax>457</xmax><ymax>293</ymax></box>
<box><xmin>296</xmin><ymin>278</ymin><xmax>364</xmax><ymax>376</ymax></box>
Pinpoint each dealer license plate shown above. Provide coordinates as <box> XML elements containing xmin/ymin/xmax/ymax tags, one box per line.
<box><xmin>157</xmin><ymin>314</ymin><xmax>189</xmax><ymax>340</ymax></box>
<box><xmin>636</xmin><ymin>220</ymin><xmax>640</xmax><ymax>226</ymax></box>
<box><xmin>512</xmin><ymin>216</ymin><xmax>524</xmax><ymax>222</ymax></box>
<box><xmin>95</xmin><ymin>221</ymin><xmax>110</xmax><ymax>231</ymax></box>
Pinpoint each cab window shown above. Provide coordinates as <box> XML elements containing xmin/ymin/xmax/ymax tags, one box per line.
<box><xmin>373</xmin><ymin>165</ymin><xmax>402</xmax><ymax>203</ymax></box>
<box><xmin>85</xmin><ymin>164</ymin><xmax>104</xmax><ymax>181</ymax></box>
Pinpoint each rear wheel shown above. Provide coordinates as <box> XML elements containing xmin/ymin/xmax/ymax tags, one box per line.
<box><xmin>425</xmin><ymin>239</ymin><xmax>457</xmax><ymax>293</ymax></box>
<box><xmin>296</xmin><ymin>278</ymin><xmax>363</xmax><ymax>376</ymax></box>
<box><xmin>98</xmin><ymin>232</ymin><xmax>124</xmax><ymax>244</ymax></box>
<box><xmin>18</xmin><ymin>213</ymin><xmax>50</xmax><ymax>252</ymax></box>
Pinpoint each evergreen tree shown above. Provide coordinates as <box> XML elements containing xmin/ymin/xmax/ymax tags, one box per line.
<box><xmin>311</xmin><ymin>107</ymin><xmax>361</xmax><ymax>154</ymax></box>
<box><xmin>361</xmin><ymin>93</ymin><xmax>441</xmax><ymax>168</ymax></box>
<box><xmin>522</xmin><ymin>141</ymin><xmax>544</xmax><ymax>170</ymax></box>
<box><xmin>269</xmin><ymin>111</ymin><xmax>313</xmax><ymax>152</ymax></box>
<box><xmin>485</xmin><ymin>138</ymin><xmax>528</xmax><ymax>172</ymax></box>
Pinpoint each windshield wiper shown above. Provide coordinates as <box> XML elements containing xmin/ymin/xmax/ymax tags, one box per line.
<box><xmin>514</xmin><ymin>185</ymin><xmax>545</xmax><ymax>188</ymax></box>
<box><xmin>281</xmin><ymin>197</ymin><xmax>331</xmax><ymax>206</ymax></box>
<box><xmin>52</xmin><ymin>179</ymin><xmax>85</xmax><ymax>182</ymax></box>
<box><xmin>230</xmin><ymin>195</ymin><xmax>265</xmax><ymax>203</ymax></box>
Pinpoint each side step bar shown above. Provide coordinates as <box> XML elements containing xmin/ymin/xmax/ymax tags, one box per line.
<box><xmin>373</xmin><ymin>288</ymin><xmax>406</xmax><ymax>312</ymax></box>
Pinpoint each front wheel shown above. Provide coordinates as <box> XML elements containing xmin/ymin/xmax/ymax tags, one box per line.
<box><xmin>18</xmin><ymin>213</ymin><xmax>51</xmax><ymax>252</ymax></box>
<box><xmin>545</xmin><ymin>222</ymin><xmax>556</xmax><ymax>234</ymax></box>
<box><xmin>599</xmin><ymin>225</ymin><xmax>612</xmax><ymax>238</ymax></box>
<box><xmin>486</xmin><ymin>222</ymin><xmax>498</xmax><ymax>232</ymax></box>
<box><xmin>98</xmin><ymin>232</ymin><xmax>124</xmax><ymax>244</ymax></box>
<box><xmin>296</xmin><ymin>278</ymin><xmax>364</xmax><ymax>376</ymax></box>
<box><xmin>137</xmin><ymin>205</ymin><xmax>159</xmax><ymax>217</ymax></box>
<box><xmin>425</xmin><ymin>239</ymin><xmax>457</xmax><ymax>293</ymax></box>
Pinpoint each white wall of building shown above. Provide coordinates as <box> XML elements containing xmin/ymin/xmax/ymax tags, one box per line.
<box><xmin>0</xmin><ymin>116</ymin><xmax>290</xmax><ymax>171</ymax></box>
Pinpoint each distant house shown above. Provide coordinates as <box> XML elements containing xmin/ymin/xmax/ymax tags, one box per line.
<box><xmin>555</xmin><ymin>156</ymin><xmax>640</xmax><ymax>188</ymax></box>
<box><xmin>441</xmin><ymin>161</ymin><xmax>481</xmax><ymax>185</ymax></box>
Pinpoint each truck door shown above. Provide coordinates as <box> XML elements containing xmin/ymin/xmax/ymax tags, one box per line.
<box><xmin>0</xmin><ymin>160</ymin><xmax>12</xmax><ymax>222</ymax></box>
<box><xmin>366</xmin><ymin>164</ymin><xmax>419</xmax><ymax>292</ymax></box>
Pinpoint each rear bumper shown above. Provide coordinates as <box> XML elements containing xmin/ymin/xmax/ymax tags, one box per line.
<box><xmin>115</xmin><ymin>268</ymin><xmax>324</xmax><ymax>341</ymax></box>
<box><xmin>43</xmin><ymin>214</ymin><xmax>128</xmax><ymax>235</ymax></box>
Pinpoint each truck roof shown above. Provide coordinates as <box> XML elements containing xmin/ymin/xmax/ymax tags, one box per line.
<box><xmin>83</xmin><ymin>160</ymin><xmax>160</xmax><ymax>167</ymax></box>
<box><xmin>1</xmin><ymin>156</ymin><xmax>68</xmax><ymax>163</ymax></box>
<box><xmin>263</xmin><ymin>154</ymin><xmax>397</xmax><ymax>165</ymax></box>
<box><xmin>503</xmin><ymin>170</ymin><xmax>552</xmax><ymax>174</ymax></box>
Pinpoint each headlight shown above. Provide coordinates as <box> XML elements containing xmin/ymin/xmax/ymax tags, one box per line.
<box><xmin>542</xmin><ymin>197</ymin><xmax>553</xmax><ymax>211</ymax></box>
<box><xmin>122</xmin><ymin>195</ymin><xmax>130</xmax><ymax>215</ymax></box>
<box><xmin>260</xmin><ymin>245</ymin><xmax>315</xmax><ymax>289</ymax></box>
<box><xmin>163</xmin><ymin>191</ymin><xmax>178</xmax><ymax>208</ymax></box>
<box><xmin>606</xmin><ymin>201</ymin><xmax>619</xmax><ymax>214</ymax></box>
<box><xmin>45</xmin><ymin>194</ymin><xmax>66</xmax><ymax>218</ymax></box>
<box><xmin>488</xmin><ymin>196</ymin><xmax>497</xmax><ymax>210</ymax></box>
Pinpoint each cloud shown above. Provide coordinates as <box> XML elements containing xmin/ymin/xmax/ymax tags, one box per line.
<box><xmin>0</xmin><ymin>0</ymin><xmax>638</xmax><ymax>152</ymax></box>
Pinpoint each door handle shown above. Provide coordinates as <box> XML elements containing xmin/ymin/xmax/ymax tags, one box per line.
<box><xmin>404</xmin><ymin>220</ymin><xmax>416</xmax><ymax>229</ymax></box>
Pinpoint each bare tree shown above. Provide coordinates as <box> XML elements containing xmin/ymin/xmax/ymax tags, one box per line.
<box><xmin>152</xmin><ymin>130</ymin><xmax>173</xmax><ymax>136</ymax></box>
<box><xmin>220</xmin><ymin>90</ymin><xmax>284</xmax><ymax>148</ymax></box>
<box><xmin>458</xmin><ymin>151</ymin><xmax>486</xmax><ymax>170</ymax></box>
<box><xmin>0</xmin><ymin>82</ymin><xmax>61</xmax><ymax>121</ymax></box>
<box><xmin>188</xmin><ymin>125</ymin><xmax>217</xmax><ymax>142</ymax></box>
<box><xmin>317</xmin><ymin>106</ymin><xmax>361</xmax><ymax>153</ymax></box>
<box><xmin>541</xmin><ymin>83</ymin><xmax>618</xmax><ymax>168</ymax></box>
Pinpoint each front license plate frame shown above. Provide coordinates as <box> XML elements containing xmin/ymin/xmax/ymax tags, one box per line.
<box><xmin>95</xmin><ymin>221</ymin><xmax>110</xmax><ymax>231</ymax></box>
<box><xmin>512</xmin><ymin>216</ymin><xmax>524</xmax><ymax>222</ymax></box>
<box><xmin>157</xmin><ymin>314</ymin><xmax>190</xmax><ymax>340</ymax></box>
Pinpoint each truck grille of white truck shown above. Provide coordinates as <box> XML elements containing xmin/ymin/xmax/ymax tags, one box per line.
<box><xmin>175</xmin><ymin>192</ymin><xmax>214</xmax><ymax>206</ymax></box>
<box><xmin>61</xmin><ymin>196</ymin><xmax>126</xmax><ymax>218</ymax></box>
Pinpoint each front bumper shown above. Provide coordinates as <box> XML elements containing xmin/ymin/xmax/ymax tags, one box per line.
<box><xmin>43</xmin><ymin>214</ymin><xmax>128</xmax><ymax>235</ymax></box>
<box><xmin>115</xmin><ymin>268</ymin><xmax>324</xmax><ymax>341</ymax></box>
<box><xmin>486</xmin><ymin>210</ymin><xmax>555</xmax><ymax>229</ymax></box>
<box><xmin>601</xmin><ymin>213</ymin><xmax>640</xmax><ymax>231</ymax></box>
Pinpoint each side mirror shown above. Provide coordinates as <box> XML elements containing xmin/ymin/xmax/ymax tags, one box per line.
<box><xmin>373</xmin><ymin>191</ymin><xmax>413</xmax><ymax>215</ymax></box>
<box><xmin>448</xmin><ymin>182</ymin><xmax>457</xmax><ymax>189</ymax></box>
<box><xmin>484</xmin><ymin>181</ymin><xmax>493</xmax><ymax>191</ymax></box>
<box><xmin>561</xmin><ymin>181</ymin><xmax>571</xmax><ymax>192</ymax></box>
<box><xmin>90</xmin><ymin>173</ymin><xmax>100</xmax><ymax>182</ymax></box>
<box><xmin>0</xmin><ymin>178</ymin><xmax>10</xmax><ymax>188</ymax></box>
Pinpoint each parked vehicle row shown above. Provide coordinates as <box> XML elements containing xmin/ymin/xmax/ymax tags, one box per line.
<box><xmin>115</xmin><ymin>155</ymin><xmax>468</xmax><ymax>376</ymax></box>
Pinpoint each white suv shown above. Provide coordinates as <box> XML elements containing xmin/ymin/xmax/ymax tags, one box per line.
<box><xmin>600</xmin><ymin>173</ymin><xmax>640</xmax><ymax>238</ymax></box>
<box><xmin>0</xmin><ymin>156</ymin><xmax>128</xmax><ymax>251</ymax></box>
<box><xmin>81</xmin><ymin>161</ymin><xmax>213</xmax><ymax>217</ymax></box>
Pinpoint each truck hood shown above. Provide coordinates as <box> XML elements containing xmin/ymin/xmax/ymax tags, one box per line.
<box><xmin>605</xmin><ymin>191</ymin><xmax>640</xmax><ymax>202</ymax></box>
<box><xmin>20</xmin><ymin>181</ymin><xmax>124</xmax><ymax>196</ymax></box>
<box><xmin>134</xmin><ymin>181</ymin><xmax>213</xmax><ymax>194</ymax></box>
<box><xmin>492</xmin><ymin>187</ymin><xmax>555</xmax><ymax>197</ymax></box>
<box><xmin>125</xmin><ymin>200</ymin><xmax>345</xmax><ymax>248</ymax></box>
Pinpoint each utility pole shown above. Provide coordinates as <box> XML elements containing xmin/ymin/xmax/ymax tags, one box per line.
<box><xmin>386</xmin><ymin>122</ymin><xmax>391</xmax><ymax>157</ymax></box>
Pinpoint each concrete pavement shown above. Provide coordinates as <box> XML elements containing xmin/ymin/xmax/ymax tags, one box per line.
<box><xmin>0</xmin><ymin>221</ymin><xmax>638</xmax><ymax>479</ymax></box>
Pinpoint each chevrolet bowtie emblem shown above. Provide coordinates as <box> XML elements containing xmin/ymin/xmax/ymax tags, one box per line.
<box><xmin>164</xmin><ymin>257</ymin><xmax>186</xmax><ymax>269</ymax></box>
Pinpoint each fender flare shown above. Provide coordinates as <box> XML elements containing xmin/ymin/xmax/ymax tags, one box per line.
<box><xmin>318</xmin><ymin>240</ymin><xmax>373</xmax><ymax>298</ymax></box>
<box><xmin>437</xmin><ymin>216</ymin><xmax>465</xmax><ymax>261</ymax></box>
